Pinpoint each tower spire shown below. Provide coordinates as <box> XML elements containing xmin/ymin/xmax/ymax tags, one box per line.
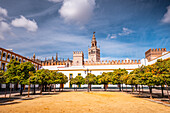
<box><xmin>92</xmin><ymin>32</ymin><xmax>96</xmax><ymax>40</ymax></box>
<box><xmin>56</xmin><ymin>53</ymin><xmax>58</xmax><ymax>61</ymax></box>
<box><xmin>33</xmin><ymin>53</ymin><xmax>35</xmax><ymax>61</ymax></box>
<box><xmin>88</xmin><ymin>32</ymin><xmax>100</xmax><ymax>62</ymax></box>
<box><xmin>91</xmin><ymin>32</ymin><xmax>97</xmax><ymax>47</ymax></box>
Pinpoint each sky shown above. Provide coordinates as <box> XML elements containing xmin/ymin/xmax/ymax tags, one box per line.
<box><xmin>0</xmin><ymin>0</ymin><xmax>170</xmax><ymax>61</ymax></box>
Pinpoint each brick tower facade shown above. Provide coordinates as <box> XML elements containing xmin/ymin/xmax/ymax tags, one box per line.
<box><xmin>73</xmin><ymin>51</ymin><xmax>84</xmax><ymax>66</ymax></box>
<box><xmin>145</xmin><ymin>48</ymin><xmax>167</xmax><ymax>61</ymax></box>
<box><xmin>88</xmin><ymin>32</ymin><xmax>100</xmax><ymax>62</ymax></box>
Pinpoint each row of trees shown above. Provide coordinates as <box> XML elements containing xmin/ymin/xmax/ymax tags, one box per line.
<box><xmin>0</xmin><ymin>58</ymin><xmax>169</xmax><ymax>100</ymax></box>
<box><xmin>70</xmin><ymin>58</ymin><xmax>170</xmax><ymax>99</ymax></box>
<box><xmin>0</xmin><ymin>60</ymin><xmax>68</xmax><ymax>97</ymax></box>
<box><xmin>70</xmin><ymin>69</ymin><xmax>128</xmax><ymax>92</ymax></box>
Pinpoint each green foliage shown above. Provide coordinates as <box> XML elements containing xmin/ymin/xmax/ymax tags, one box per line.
<box><xmin>70</xmin><ymin>75</ymin><xmax>85</xmax><ymax>85</ymax></box>
<box><xmin>97</xmin><ymin>72</ymin><xmax>112</xmax><ymax>84</ymax></box>
<box><xmin>85</xmin><ymin>73</ymin><xmax>97</xmax><ymax>84</ymax></box>
<box><xmin>120</xmin><ymin>74</ymin><xmax>129</xmax><ymax>85</ymax></box>
<box><xmin>17</xmin><ymin>62</ymin><xmax>36</xmax><ymax>85</ymax></box>
<box><xmin>0</xmin><ymin>70</ymin><xmax>5</xmax><ymax>83</ymax></box>
<box><xmin>35</xmin><ymin>69</ymin><xmax>51</xmax><ymax>85</ymax></box>
<box><xmin>127</xmin><ymin>74</ymin><xmax>138</xmax><ymax>85</ymax></box>
<box><xmin>4</xmin><ymin>59</ymin><xmax>20</xmax><ymax>83</ymax></box>
<box><xmin>48</xmin><ymin>71</ymin><xmax>59</xmax><ymax>84</ymax></box>
<box><xmin>29</xmin><ymin>71</ymin><xmax>38</xmax><ymax>84</ymax></box>
<box><xmin>112</xmin><ymin>68</ymin><xmax>128</xmax><ymax>84</ymax></box>
<box><xmin>55</xmin><ymin>72</ymin><xmax>68</xmax><ymax>84</ymax></box>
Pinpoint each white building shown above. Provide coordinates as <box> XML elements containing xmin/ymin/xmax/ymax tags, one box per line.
<box><xmin>42</xmin><ymin>33</ymin><xmax>170</xmax><ymax>88</ymax></box>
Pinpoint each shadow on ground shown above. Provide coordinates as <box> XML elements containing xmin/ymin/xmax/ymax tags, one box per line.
<box><xmin>0</xmin><ymin>92</ymin><xmax>60</xmax><ymax>106</ymax></box>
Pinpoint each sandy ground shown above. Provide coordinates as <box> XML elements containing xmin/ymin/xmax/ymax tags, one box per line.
<box><xmin>0</xmin><ymin>92</ymin><xmax>170</xmax><ymax>113</ymax></box>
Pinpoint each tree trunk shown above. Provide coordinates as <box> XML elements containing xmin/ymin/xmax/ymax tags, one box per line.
<box><xmin>40</xmin><ymin>84</ymin><xmax>43</xmax><ymax>95</ymax></box>
<box><xmin>135</xmin><ymin>84</ymin><xmax>137</xmax><ymax>92</ymax></box>
<box><xmin>126</xmin><ymin>84</ymin><xmax>127</xmax><ymax>92</ymax></box>
<box><xmin>122</xmin><ymin>84</ymin><xmax>123</xmax><ymax>92</ymax></box>
<box><xmin>149</xmin><ymin>86</ymin><xmax>152</xmax><ymax>99</ymax></box>
<box><xmin>4</xmin><ymin>84</ymin><xmax>7</xmax><ymax>98</ymax></box>
<box><xmin>50</xmin><ymin>84</ymin><xmax>52</xmax><ymax>92</ymax></box>
<box><xmin>48</xmin><ymin>85</ymin><xmax>50</xmax><ymax>94</ymax></box>
<box><xmin>161</xmin><ymin>85</ymin><xmax>164</xmax><ymax>97</ymax></box>
<box><xmin>87</xmin><ymin>84</ymin><xmax>89</xmax><ymax>92</ymax></box>
<box><xmin>74</xmin><ymin>84</ymin><xmax>75</xmax><ymax>91</ymax></box>
<box><xmin>118</xmin><ymin>84</ymin><xmax>121</xmax><ymax>91</ymax></box>
<box><xmin>142</xmin><ymin>85</ymin><xmax>143</xmax><ymax>94</ymax></box>
<box><xmin>28</xmin><ymin>84</ymin><xmax>30</xmax><ymax>97</ymax></box>
<box><xmin>9</xmin><ymin>83</ymin><xmax>12</xmax><ymax>98</ymax></box>
<box><xmin>20</xmin><ymin>84</ymin><xmax>23</xmax><ymax>96</ymax></box>
<box><xmin>90</xmin><ymin>84</ymin><xmax>92</xmax><ymax>91</ymax></box>
<box><xmin>104</xmin><ymin>84</ymin><xmax>107</xmax><ymax>91</ymax></box>
<box><xmin>53</xmin><ymin>84</ymin><xmax>56</xmax><ymax>92</ymax></box>
<box><xmin>45</xmin><ymin>84</ymin><xmax>47</xmax><ymax>92</ymax></box>
<box><xmin>165</xmin><ymin>82</ymin><xmax>170</xmax><ymax>102</ymax></box>
<box><xmin>33</xmin><ymin>84</ymin><xmax>36</xmax><ymax>94</ymax></box>
<box><xmin>131</xmin><ymin>85</ymin><xmax>133</xmax><ymax>93</ymax></box>
<box><xmin>61</xmin><ymin>83</ymin><xmax>64</xmax><ymax>91</ymax></box>
<box><xmin>139</xmin><ymin>85</ymin><xmax>140</xmax><ymax>94</ymax></box>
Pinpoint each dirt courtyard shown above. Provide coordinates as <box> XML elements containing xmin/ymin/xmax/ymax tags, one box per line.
<box><xmin>0</xmin><ymin>91</ymin><xmax>170</xmax><ymax>113</ymax></box>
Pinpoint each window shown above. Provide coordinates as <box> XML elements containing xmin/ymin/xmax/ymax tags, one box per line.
<box><xmin>7</xmin><ymin>54</ymin><xmax>10</xmax><ymax>59</ymax></box>
<box><xmin>69</xmin><ymin>74</ymin><xmax>73</xmax><ymax>79</ymax></box>
<box><xmin>19</xmin><ymin>59</ymin><xmax>21</xmax><ymax>63</ymax></box>
<box><xmin>3</xmin><ymin>53</ymin><xmax>5</xmax><ymax>57</ymax></box>
<box><xmin>1</xmin><ymin>63</ymin><xmax>5</xmax><ymax>70</ymax></box>
<box><xmin>0</xmin><ymin>51</ymin><xmax>1</xmax><ymax>56</ymax></box>
<box><xmin>12</xmin><ymin>56</ymin><xmax>14</xmax><ymax>59</ymax></box>
<box><xmin>16</xmin><ymin>57</ymin><xmax>18</xmax><ymax>61</ymax></box>
<box><xmin>78</xmin><ymin>73</ymin><xmax>81</xmax><ymax>76</ymax></box>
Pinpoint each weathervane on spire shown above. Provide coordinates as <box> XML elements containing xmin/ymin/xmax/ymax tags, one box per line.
<box><xmin>93</xmin><ymin>32</ymin><xmax>95</xmax><ymax>34</ymax></box>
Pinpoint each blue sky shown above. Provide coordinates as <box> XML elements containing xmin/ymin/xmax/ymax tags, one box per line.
<box><xmin>0</xmin><ymin>0</ymin><xmax>170</xmax><ymax>61</ymax></box>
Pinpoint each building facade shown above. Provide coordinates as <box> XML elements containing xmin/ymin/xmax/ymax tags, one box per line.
<box><xmin>0</xmin><ymin>47</ymin><xmax>41</xmax><ymax>71</ymax></box>
<box><xmin>41</xmin><ymin>33</ymin><xmax>170</xmax><ymax>88</ymax></box>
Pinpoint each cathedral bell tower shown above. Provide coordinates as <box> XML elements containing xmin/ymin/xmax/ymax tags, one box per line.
<box><xmin>88</xmin><ymin>32</ymin><xmax>100</xmax><ymax>62</ymax></box>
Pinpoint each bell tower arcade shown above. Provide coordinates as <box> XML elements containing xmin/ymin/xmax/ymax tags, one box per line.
<box><xmin>88</xmin><ymin>32</ymin><xmax>100</xmax><ymax>62</ymax></box>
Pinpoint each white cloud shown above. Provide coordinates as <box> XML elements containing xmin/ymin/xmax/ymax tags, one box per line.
<box><xmin>161</xmin><ymin>5</ymin><xmax>170</xmax><ymax>24</ymax></box>
<box><xmin>110</xmin><ymin>34</ymin><xmax>117</xmax><ymax>39</ymax></box>
<box><xmin>0</xmin><ymin>21</ymin><xmax>11</xmax><ymax>40</ymax></box>
<box><xmin>118</xmin><ymin>27</ymin><xmax>133</xmax><ymax>36</ymax></box>
<box><xmin>59</xmin><ymin>0</ymin><xmax>96</xmax><ymax>24</ymax></box>
<box><xmin>106</xmin><ymin>27</ymin><xmax>133</xmax><ymax>39</ymax></box>
<box><xmin>48</xmin><ymin>0</ymin><xmax>63</xmax><ymax>3</ymax></box>
<box><xmin>0</xmin><ymin>7</ymin><xmax>8</xmax><ymax>17</ymax></box>
<box><xmin>11</xmin><ymin>15</ymin><xmax>38</xmax><ymax>32</ymax></box>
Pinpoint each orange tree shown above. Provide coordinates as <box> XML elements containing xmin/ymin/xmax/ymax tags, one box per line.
<box><xmin>48</xmin><ymin>71</ymin><xmax>59</xmax><ymax>92</ymax></box>
<box><xmin>70</xmin><ymin>75</ymin><xmax>85</xmax><ymax>91</ymax></box>
<box><xmin>97</xmin><ymin>72</ymin><xmax>112</xmax><ymax>91</ymax></box>
<box><xmin>34</xmin><ymin>69</ymin><xmax>51</xmax><ymax>94</ymax></box>
<box><xmin>4</xmin><ymin>59</ymin><xmax>20</xmax><ymax>97</ymax></box>
<box><xmin>120</xmin><ymin>74</ymin><xmax>130</xmax><ymax>92</ymax></box>
<box><xmin>126</xmin><ymin>74</ymin><xmax>139</xmax><ymax>93</ymax></box>
<box><xmin>17</xmin><ymin>62</ymin><xmax>35</xmax><ymax>95</ymax></box>
<box><xmin>85</xmin><ymin>73</ymin><xmax>97</xmax><ymax>92</ymax></box>
<box><xmin>153</xmin><ymin>59</ymin><xmax>170</xmax><ymax>97</ymax></box>
<box><xmin>56</xmin><ymin>72</ymin><xmax>68</xmax><ymax>92</ymax></box>
<box><xmin>0</xmin><ymin>70</ymin><xmax>7</xmax><ymax>97</ymax></box>
<box><xmin>112</xmin><ymin>68</ymin><xmax>128</xmax><ymax>91</ymax></box>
